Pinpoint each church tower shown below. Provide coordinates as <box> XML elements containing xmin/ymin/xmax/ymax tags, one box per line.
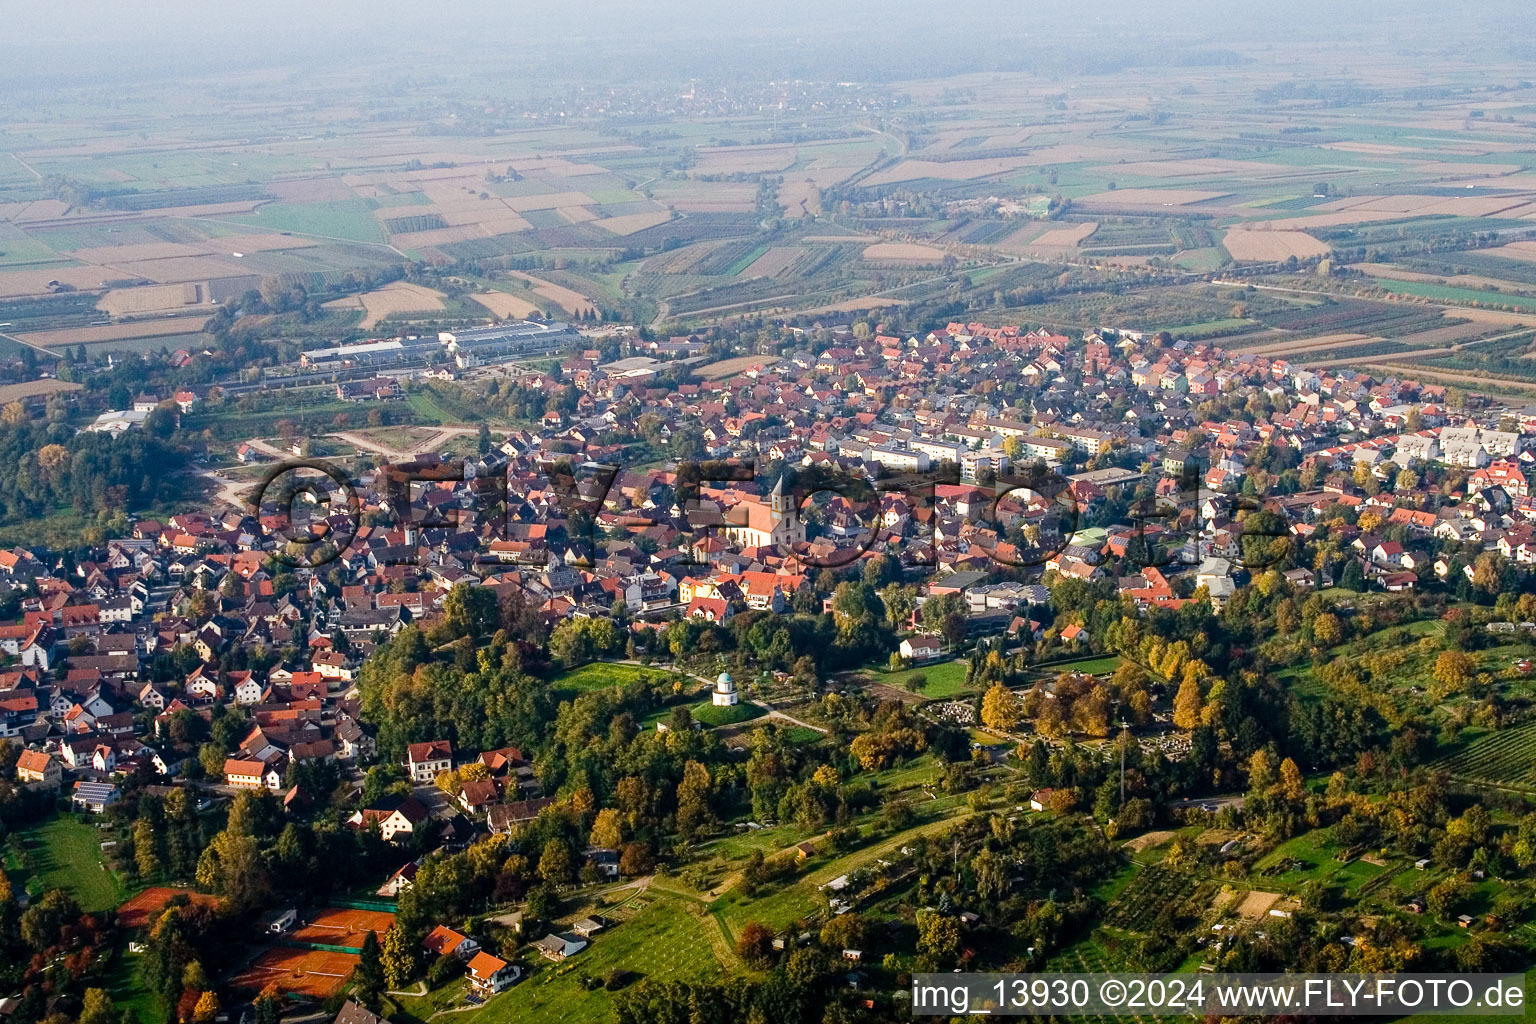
<box><xmin>770</xmin><ymin>475</ymin><xmax>788</xmax><ymax>516</ymax></box>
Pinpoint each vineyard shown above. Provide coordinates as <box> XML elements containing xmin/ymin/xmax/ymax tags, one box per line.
<box><xmin>1103</xmin><ymin>865</ymin><xmax>1212</xmax><ymax>933</ymax></box>
<box><xmin>1436</xmin><ymin>722</ymin><xmax>1536</xmax><ymax>791</ymax></box>
<box><xmin>1257</xmin><ymin>299</ymin><xmax>1449</xmax><ymax>336</ymax></box>
<box><xmin>384</xmin><ymin>213</ymin><xmax>448</xmax><ymax>234</ymax></box>
<box><xmin>1397</xmin><ymin>252</ymin><xmax>1536</xmax><ymax>287</ymax></box>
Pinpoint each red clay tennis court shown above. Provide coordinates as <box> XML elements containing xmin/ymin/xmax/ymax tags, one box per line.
<box><xmin>117</xmin><ymin>887</ymin><xmax>221</xmax><ymax>930</ymax></box>
<box><xmin>230</xmin><ymin>948</ymin><xmax>360</xmax><ymax>998</ymax></box>
<box><xmin>289</xmin><ymin>907</ymin><xmax>397</xmax><ymax>949</ymax></box>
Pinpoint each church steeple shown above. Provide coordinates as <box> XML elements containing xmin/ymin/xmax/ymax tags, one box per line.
<box><xmin>769</xmin><ymin>475</ymin><xmax>787</xmax><ymax>515</ymax></box>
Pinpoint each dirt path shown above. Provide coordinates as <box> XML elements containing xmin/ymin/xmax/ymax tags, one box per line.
<box><xmin>202</xmin><ymin>470</ymin><xmax>254</xmax><ymax>510</ymax></box>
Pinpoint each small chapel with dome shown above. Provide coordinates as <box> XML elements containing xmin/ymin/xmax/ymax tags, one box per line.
<box><xmin>711</xmin><ymin>670</ymin><xmax>739</xmax><ymax>707</ymax></box>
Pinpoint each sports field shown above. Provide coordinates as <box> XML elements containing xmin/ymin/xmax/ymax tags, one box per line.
<box><xmin>229</xmin><ymin>948</ymin><xmax>360</xmax><ymax>998</ymax></box>
<box><xmin>290</xmin><ymin>906</ymin><xmax>397</xmax><ymax>949</ymax></box>
<box><xmin>117</xmin><ymin>887</ymin><xmax>222</xmax><ymax>929</ymax></box>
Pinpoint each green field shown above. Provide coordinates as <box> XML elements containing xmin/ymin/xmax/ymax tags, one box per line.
<box><xmin>1374</xmin><ymin>279</ymin><xmax>1536</xmax><ymax>310</ymax></box>
<box><xmin>883</xmin><ymin>657</ymin><xmax>973</xmax><ymax>697</ymax></box>
<box><xmin>6</xmin><ymin>816</ymin><xmax>131</xmax><ymax>912</ymax></box>
<box><xmin>229</xmin><ymin>200</ymin><xmax>389</xmax><ymax>245</ymax></box>
<box><xmin>548</xmin><ymin>661</ymin><xmax>674</xmax><ymax>696</ymax></box>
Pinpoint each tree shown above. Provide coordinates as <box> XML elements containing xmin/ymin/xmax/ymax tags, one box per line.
<box><xmin>20</xmin><ymin>888</ymin><xmax>79</xmax><ymax>951</ymax></box>
<box><xmin>1172</xmin><ymin>673</ymin><xmax>1203</xmax><ymax>730</ymax></box>
<box><xmin>980</xmin><ymin>682</ymin><xmax>1022</xmax><ymax>731</ymax></box>
<box><xmin>133</xmin><ymin>818</ymin><xmax>161</xmax><ymax>879</ymax></box>
<box><xmin>916</xmin><ymin>910</ymin><xmax>962</xmax><ymax>967</ymax></box>
<box><xmin>619</xmin><ymin>841</ymin><xmax>654</xmax><ymax>876</ymax></box>
<box><xmin>79</xmin><ymin>990</ymin><xmax>115</xmax><ymax>1024</ymax></box>
<box><xmin>354</xmin><ymin>930</ymin><xmax>384</xmax><ymax>1007</ymax></box>
<box><xmin>1426</xmin><ymin>876</ymin><xmax>1470</xmax><ymax>920</ymax></box>
<box><xmin>1433</xmin><ymin>650</ymin><xmax>1476</xmax><ymax>696</ymax></box>
<box><xmin>1278</xmin><ymin>757</ymin><xmax>1305</xmax><ymax>802</ymax></box>
<box><xmin>736</xmin><ymin>921</ymin><xmax>775</xmax><ymax>968</ymax></box>
<box><xmin>193</xmin><ymin>991</ymin><xmax>219</xmax><ymax>1023</ymax></box>
<box><xmin>194</xmin><ymin>830</ymin><xmax>270</xmax><ymax>911</ymax></box>
<box><xmin>1247</xmin><ymin>748</ymin><xmax>1277</xmax><ymax>794</ymax></box>
<box><xmin>539</xmin><ymin>839</ymin><xmax>575</xmax><ymax>885</ymax></box>
<box><xmin>1312</xmin><ymin>612</ymin><xmax>1343</xmax><ymax>647</ymax></box>
<box><xmin>819</xmin><ymin>913</ymin><xmax>868</xmax><ymax>951</ymax></box>
<box><xmin>381</xmin><ymin>923</ymin><xmax>417</xmax><ymax>989</ymax></box>
<box><xmin>590</xmin><ymin>807</ymin><xmax>624</xmax><ymax>850</ymax></box>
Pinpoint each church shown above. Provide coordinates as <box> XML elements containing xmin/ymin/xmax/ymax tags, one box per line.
<box><xmin>722</xmin><ymin>477</ymin><xmax>806</xmax><ymax>550</ymax></box>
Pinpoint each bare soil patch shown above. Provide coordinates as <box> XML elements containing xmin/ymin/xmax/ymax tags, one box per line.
<box><xmin>323</xmin><ymin>281</ymin><xmax>445</xmax><ymax>329</ymax></box>
<box><xmin>1237</xmin><ymin>890</ymin><xmax>1282</xmax><ymax>920</ymax></box>
<box><xmin>15</xmin><ymin>317</ymin><xmax>208</xmax><ymax>348</ymax></box>
<box><xmin>863</xmin><ymin>242</ymin><xmax>946</xmax><ymax>262</ymax></box>
<box><xmin>469</xmin><ymin>291</ymin><xmax>539</xmax><ymax>319</ymax></box>
<box><xmin>695</xmin><ymin>355</ymin><xmax>780</xmax><ymax>380</ymax></box>
<box><xmin>1223</xmin><ymin>229</ymin><xmax>1331</xmax><ymax>261</ymax></box>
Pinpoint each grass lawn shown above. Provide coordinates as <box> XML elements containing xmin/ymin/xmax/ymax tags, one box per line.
<box><xmin>1250</xmin><ymin>830</ymin><xmax>1390</xmax><ymax>896</ymax></box>
<box><xmin>405</xmin><ymin>390</ymin><xmax>463</xmax><ymax>426</ymax></box>
<box><xmin>103</xmin><ymin>944</ymin><xmax>161</xmax><ymax>1024</ymax></box>
<box><xmin>405</xmin><ymin>899</ymin><xmax>722</xmax><ymax>1024</ymax></box>
<box><xmin>9</xmin><ymin>816</ymin><xmax>132</xmax><ymax>912</ymax></box>
<box><xmin>548</xmin><ymin>661</ymin><xmax>674</xmax><ymax>697</ymax></box>
<box><xmin>882</xmin><ymin>658</ymin><xmax>973</xmax><ymax>697</ymax></box>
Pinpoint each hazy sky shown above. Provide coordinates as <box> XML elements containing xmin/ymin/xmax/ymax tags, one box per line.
<box><xmin>7</xmin><ymin>0</ymin><xmax>1529</xmax><ymax>81</ymax></box>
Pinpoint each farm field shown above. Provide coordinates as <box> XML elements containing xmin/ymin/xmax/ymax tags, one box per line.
<box><xmin>1372</xmin><ymin>279</ymin><xmax>1536</xmax><ymax>311</ymax></box>
<box><xmin>1223</xmin><ymin>229</ymin><xmax>1331</xmax><ymax>261</ymax></box>
<box><xmin>468</xmin><ymin>291</ymin><xmax>539</xmax><ymax>319</ymax></box>
<box><xmin>861</xmin><ymin>242</ymin><xmax>947</xmax><ymax>262</ymax></box>
<box><xmin>13</xmin><ymin>317</ymin><xmax>209</xmax><ymax>349</ymax></box>
<box><xmin>323</xmin><ymin>281</ymin><xmax>447</xmax><ymax>328</ymax></box>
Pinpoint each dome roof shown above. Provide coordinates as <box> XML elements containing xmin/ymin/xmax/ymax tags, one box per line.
<box><xmin>716</xmin><ymin>671</ymin><xmax>733</xmax><ymax>685</ymax></box>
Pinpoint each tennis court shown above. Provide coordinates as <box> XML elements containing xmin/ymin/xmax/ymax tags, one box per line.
<box><xmin>229</xmin><ymin>948</ymin><xmax>360</xmax><ymax>998</ymax></box>
<box><xmin>290</xmin><ymin>907</ymin><xmax>396</xmax><ymax>949</ymax></box>
<box><xmin>116</xmin><ymin>887</ymin><xmax>221</xmax><ymax>930</ymax></box>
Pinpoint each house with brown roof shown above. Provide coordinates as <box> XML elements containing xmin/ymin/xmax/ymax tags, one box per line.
<box><xmin>349</xmin><ymin>795</ymin><xmax>430</xmax><ymax>842</ymax></box>
<box><xmin>422</xmin><ymin>925</ymin><xmax>480</xmax><ymax>960</ymax></box>
<box><xmin>16</xmin><ymin>749</ymin><xmax>61</xmax><ymax>789</ymax></box>
<box><xmin>406</xmin><ymin>739</ymin><xmax>453</xmax><ymax>782</ymax></box>
<box><xmin>466</xmin><ymin>951</ymin><xmax>521</xmax><ymax>995</ymax></box>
